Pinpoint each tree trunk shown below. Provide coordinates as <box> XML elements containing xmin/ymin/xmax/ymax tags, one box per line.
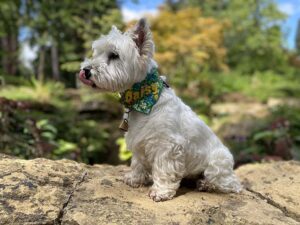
<box><xmin>296</xmin><ymin>19</ymin><xmax>300</xmax><ymax>54</ymax></box>
<box><xmin>1</xmin><ymin>37</ymin><xmax>9</xmax><ymax>74</ymax></box>
<box><xmin>1</xmin><ymin>33</ymin><xmax>18</xmax><ymax>76</ymax></box>
<box><xmin>37</xmin><ymin>46</ymin><xmax>46</xmax><ymax>81</ymax></box>
<box><xmin>8</xmin><ymin>33</ymin><xmax>18</xmax><ymax>75</ymax></box>
<box><xmin>51</xmin><ymin>43</ymin><xmax>60</xmax><ymax>80</ymax></box>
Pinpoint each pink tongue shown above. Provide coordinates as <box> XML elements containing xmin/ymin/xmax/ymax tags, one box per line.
<box><xmin>79</xmin><ymin>70</ymin><xmax>94</xmax><ymax>86</ymax></box>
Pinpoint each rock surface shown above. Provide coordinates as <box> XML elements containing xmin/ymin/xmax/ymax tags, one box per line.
<box><xmin>0</xmin><ymin>154</ymin><xmax>299</xmax><ymax>225</ymax></box>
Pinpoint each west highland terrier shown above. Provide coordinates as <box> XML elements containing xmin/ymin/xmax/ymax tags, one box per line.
<box><xmin>79</xmin><ymin>18</ymin><xmax>242</xmax><ymax>201</ymax></box>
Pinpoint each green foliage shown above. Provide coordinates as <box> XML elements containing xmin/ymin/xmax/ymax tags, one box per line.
<box><xmin>23</xmin><ymin>0</ymin><xmax>123</xmax><ymax>80</ymax></box>
<box><xmin>151</xmin><ymin>7</ymin><xmax>228</xmax><ymax>88</ymax></box>
<box><xmin>174</xmin><ymin>69</ymin><xmax>300</xmax><ymax>120</ymax></box>
<box><xmin>60</xmin><ymin>61</ymin><xmax>81</xmax><ymax>73</ymax></box>
<box><xmin>62</xmin><ymin>119</ymin><xmax>110</xmax><ymax>163</ymax></box>
<box><xmin>198</xmin><ymin>114</ymin><xmax>211</xmax><ymax>125</ymax></box>
<box><xmin>78</xmin><ymin>87</ymin><xmax>120</xmax><ymax>104</ymax></box>
<box><xmin>188</xmin><ymin>70</ymin><xmax>300</xmax><ymax>103</ymax></box>
<box><xmin>0</xmin><ymin>0</ymin><xmax>20</xmax><ymax>75</ymax></box>
<box><xmin>222</xmin><ymin>0</ymin><xmax>288</xmax><ymax>73</ymax></box>
<box><xmin>165</xmin><ymin>0</ymin><xmax>289</xmax><ymax>73</ymax></box>
<box><xmin>36</xmin><ymin>119</ymin><xmax>58</xmax><ymax>141</ymax></box>
<box><xmin>0</xmin><ymin>78</ymin><xmax>65</xmax><ymax>106</ymax></box>
<box><xmin>233</xmin><ymin>106</ymin><xmax>300</xmax><ymax>163</ymax></box>
<box><xmin>0</xmin><ymin>0</ymin><xmax>19</xmax><ymax>37</ymax></box>
<box><xmin>0</xmin><ymin>90</ymin><xmax>111</xmax><ymax>164</ymax></box>
<box><xmin>1</xmin><ymin>73</ymin><xmax>32</xmax><ymax>86</ymax></box>
<box><xmin>54</xmin><ymin>140</ymin><xmax>78</xmax><ymax>156</ymax></box>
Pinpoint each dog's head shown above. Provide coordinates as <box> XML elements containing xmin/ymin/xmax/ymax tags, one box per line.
<box><xmin>79</xmin><ymin>18</ymin><xmax>154</xmax><ymax>92</ymax></box>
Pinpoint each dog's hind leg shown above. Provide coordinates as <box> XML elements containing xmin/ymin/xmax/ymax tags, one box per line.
<box><xmin>198</xmin><ymin>148</ymin><xmax>242</xmax><ymax>193</ymax></box>
<box><xmin>148</xmin><ymin>143</ymin><xmax>186</xmax><ymax>202</ymax></box>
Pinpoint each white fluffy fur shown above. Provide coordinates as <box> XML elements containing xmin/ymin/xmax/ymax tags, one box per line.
<box><xmin>80</xmin><ymin>19</ymin><xmax>242</xmax><ymax>202</ymax></box>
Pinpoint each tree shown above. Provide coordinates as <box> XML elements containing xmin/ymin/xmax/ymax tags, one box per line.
<box><xmin>165</xmin><ymin>0</ymin><xmax>288</xmax><ymax>73</ymax></box>
<box><xmin>23</xmin><ymin>0</ymin><xmax>123</xmax><ymax>85</ymax></box>
<box><xmin>296</xmin><ymin>19</ymin><xmax>300</xmax><ymax>54</ymax></box>
<box><xmin>151</xmin><ymin>8</ymin><xmax>227</xmax><ymax>87</ymax></box>
<box><xmin>0</xmin><ymin>0</ymin><xmax>21</xmax><ymax>76</ymax></box>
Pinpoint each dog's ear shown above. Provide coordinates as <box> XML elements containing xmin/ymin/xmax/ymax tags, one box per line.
<box><xmin>132</xmin><ymin>18</ymin><xmax>154</xmax><ymax>58</ymax></box>
<box><xmin>110</xmin><ymin>25</ymin><xmax>121</xmax><ymax>34</ymax></box>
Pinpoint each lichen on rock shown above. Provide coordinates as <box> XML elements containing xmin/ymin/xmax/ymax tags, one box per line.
<box><xmin>0</xmin><ymin>154</ymin><xmax>299</xmax><ymax>225</ymax></box>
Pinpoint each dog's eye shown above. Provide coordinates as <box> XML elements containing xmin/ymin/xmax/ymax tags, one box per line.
<box><xmin>108</xmin><ymin>52</ymin><xmax>119</xmax><ymax>60</ymax></box>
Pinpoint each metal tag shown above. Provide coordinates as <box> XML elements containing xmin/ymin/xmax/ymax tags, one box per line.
<box><xmin>119</xmin><ymin>119</ymin><xmax>128</xmax><ymax>132</ymax></box>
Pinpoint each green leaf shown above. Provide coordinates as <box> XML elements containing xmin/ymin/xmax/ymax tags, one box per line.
<box><xmin>117</xmin><ymin>138</ymin><xmax>132</xmax><ymax>161</ymax></box>
<box><xmin>54</xmin><ymin>140</ymin><xmax>78</xmax><ymax>155</ymax></box>
<box><xmin>253</xmin><ymin>130</ymin><xmax>274</xmax><ymax>141</ymax></box>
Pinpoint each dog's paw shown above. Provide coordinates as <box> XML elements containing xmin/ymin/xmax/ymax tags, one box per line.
<box><xmin>196</xmin><ymin>179</ymin><xmax>215</xmax><ymax>192</ymax></box>
<box><xmin>197</xmin><ymin>179</ymin><xmax>210</xmax><ymax>192</ymax></box>
<box><xmin>148</xmin><ymin>188</ymin><xmax>175</xmax><ymax>202</ymax></box>
<box><xmin>123</xmin><ymin>172</ymin><xmax>148</xmax><ymax>188</ymax></box>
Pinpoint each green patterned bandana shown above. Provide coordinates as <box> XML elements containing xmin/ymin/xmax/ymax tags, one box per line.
<box><xmin>120</xmin><ymin>68</ymin><xmax>164</xmax><ymax>114</ymax></box>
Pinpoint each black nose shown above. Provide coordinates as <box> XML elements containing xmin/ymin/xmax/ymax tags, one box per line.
<box><xmin>83</xmin><ymin>68</ymin><xmax>91</xmax><ymax>79</ymax></box>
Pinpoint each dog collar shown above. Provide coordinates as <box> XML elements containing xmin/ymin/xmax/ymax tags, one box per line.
<box><xmin>120</xmin><ymin>67</ymin><xmax>164</xmax><ymax>115</ymax></box>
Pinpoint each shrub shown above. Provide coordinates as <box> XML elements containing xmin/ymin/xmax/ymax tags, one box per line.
<box><xmin>0</xmin><ymin>78</ymin><xmax>65</xmax><ymax>107</ymax></box>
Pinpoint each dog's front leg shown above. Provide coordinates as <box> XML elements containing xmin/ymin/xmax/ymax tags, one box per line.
<box><xmin>148</xmin><ymin>143</ymin><xmax>185</xmax><ymax>202</ymax></box>
<box><xmin>124</xmin><ymin>153</ymin><xmax>150</xmax><ymax>188</ymax></box>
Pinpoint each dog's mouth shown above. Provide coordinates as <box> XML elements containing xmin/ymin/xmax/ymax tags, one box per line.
<box><xmin>79</xmin><ymin>70</ymin><xmax>97</xmax><ymax>88</ymax></box>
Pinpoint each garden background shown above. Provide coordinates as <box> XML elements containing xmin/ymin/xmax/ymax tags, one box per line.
<box><xmin>1</xmin><ymin>0</ymin><xmax>300</xmax><ymax>167</ymax></box>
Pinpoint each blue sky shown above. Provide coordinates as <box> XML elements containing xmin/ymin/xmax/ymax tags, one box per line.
<box><xmin>276</xmin><ymin>0</ymin><xmax>300</xmax><ymax>49</ymax></box>
<box><xmin>122</xmin><ymin>0</ymin><xmax>300</xmax><ymax>49</ymax></box>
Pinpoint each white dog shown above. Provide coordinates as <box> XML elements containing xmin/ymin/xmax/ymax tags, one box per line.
<box><xmin>79</xmin><ymin>18</ymin><xmax>242</xmax><ymax>201</ymax></box>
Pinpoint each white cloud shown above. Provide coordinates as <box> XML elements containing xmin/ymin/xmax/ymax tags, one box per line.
<box><xmin>121</xmin><ymin>7</ymin><xmax>158</xmax><ymax>22</ymax></box>
<box><xmin>278</xmin><ymin>3</ymin><xmax>298</xmax><ymax>15</ymax></box>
